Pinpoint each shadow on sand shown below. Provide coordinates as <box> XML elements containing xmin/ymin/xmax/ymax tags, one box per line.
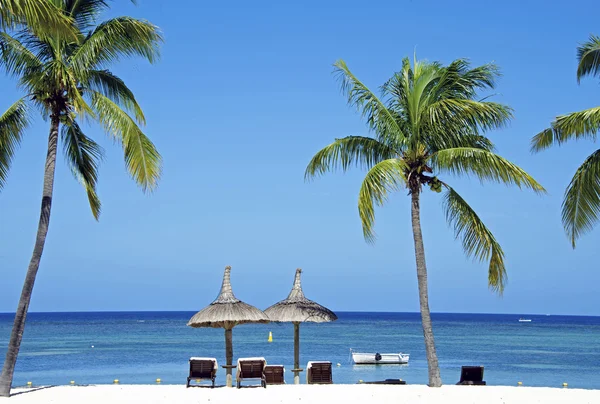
<box><xmin>10</xmin><ymin>385</ymin><xmax>58</xmax><ymax>397</ymax></box>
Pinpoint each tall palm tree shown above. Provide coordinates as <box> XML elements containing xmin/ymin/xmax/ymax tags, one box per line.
<box><xmin>306</xmin><ymin>57</ymin><xmax>545</xmax><ymax>387</ymax></box>
<box><xmin>532</xmin><ymin>35</ymin><xmax>600</xmax><ymax>247</ymax></box>
<box><xmin>1</xmin><ymin>0</ymin><xmax>76</xmax><ymax>39</ymax></box>
<box><xmin>0</xmin><ymin>0</ymin><xmax>162</xmax><ymax>396</ymax></box>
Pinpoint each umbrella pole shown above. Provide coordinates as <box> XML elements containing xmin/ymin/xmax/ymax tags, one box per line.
<box><xmin>225</xmin><ymin>327</ymin><xmax>233</xmax><ymax>387</ymax></box>
<box><xmin>294</xmin><ymin>322</ymin><xmax>300</xmax><ymax>384</ymax></box>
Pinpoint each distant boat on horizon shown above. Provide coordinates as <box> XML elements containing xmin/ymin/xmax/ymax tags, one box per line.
<box><xmin>518</xmin><ymin>318</ymin><xmax>532</xmax><ymax>322</ymax></box>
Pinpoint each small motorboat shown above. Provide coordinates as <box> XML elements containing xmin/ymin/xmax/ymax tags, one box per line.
<box><xmin>518</xmin><ymin>318</ymin><xmax>532</xmax><ymax>322</ymax></box>
<box><xmin>350</xmin><ymin>349</ymin><xmax>409</xmax><ymax>364</ymax></box>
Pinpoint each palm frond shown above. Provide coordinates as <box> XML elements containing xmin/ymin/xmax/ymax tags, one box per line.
<box><xmin>61</xmin><ymin>117</ymin><xmax>104</xmax><ymax>219</ymax></box>
<box><xmin>0</xmin><ymin>0</ymin><xmax>76</xmax><ymax>40</ymax></box>
<box><xmin>426</xmin><ymin>99</ymin><xmax>513</xmax><ymax>133</ymax></box>
<box><xmin>381</xmin><ymin>60</ymin><xmax>411</xmax><ymax>117</ymax></box>
<box><xmin>425</xmin><ymin>129</ymin><xmax>496</xmax><ymax>153</ymax></box>
<box><xmin>460</xmin><ymin>63</ymin><xmax>500</xmax><ymax>90</ymax></box>
<box><xmin>410</xmin><ymin>60</ymin><xmax>443</xmax><ymax>124</ymax></box>
<box><xmin>305</xmin><ymin>136</ymin><xmax>397</xmax><ymax>180</ymax></box>
<box><xmin>84</xmin><ymin>69</ymin><xmax>145</xmax><ymax>124</ymax></box>
<box><xmin>91</xmin><ymin>91</ymin><xmax>161</xmax><ymax>191</ymax></box>
<box><xmin>14</xmin><ymin>29</ymin><xmax>55</xmax><ymax>64</ymax></box>
<box><xmin>379</xmin><ymin>72</ymin><xmax>412</xmax><ymax>149</ymax></box>
<box><xmin>442</xmin><ymin>184</ymin><xmax>506</xmax><ymax>293</ymax></box>
<box><xmin>357</xmin><ymin>158</ymin><xmax>408</xmax><ymax>242</ymax></box>
<box><xmin>577</xmin><ymin>35</ymin><xmax>600</xmax><ymax>82</ymax></box>
<box><xmin>431</xmin><ymin>60</ymin><xmax>500</xmax><ymax>101</ymax></box>
<box><xmin>530</xmin><ymin>128</ymin><xmax>555</xmax><ymax>153</ymax></box>
<box><xmin>69</xmin><ymin>16</ymin><xmax>162</xmax><ymax>72</ymax></box>
<box><xmin>64</xmin><ymin>0</ymin><xmax>110</xmax><ymax>31</ymax></box>
<box><xmin>0</xmin><ymin>32</ymin><xmax>42</xmax><ymax>78</ymax></box>
<box><xmin>531</xmin><ymin>106</ymin><xmax>600</xmax><ymax>152</ymax></box>
<box><xmin>562</xmin><ymin>149</ymin><xmax>600</xmax><ymax>248</ymax></box>
<box><xmin>0</xmin><ymin>99</ymin><xmax>29</xmax><ymax>190</ymax></box>
<box><xmin>431</xmin><ymin>147</ymin><xmax>545</xmax><ymax>193</ymax></box>
<box><xmin>334</xmin><ymin>60</ymin><xmax>406</xmax><ymax>144</ymax></box>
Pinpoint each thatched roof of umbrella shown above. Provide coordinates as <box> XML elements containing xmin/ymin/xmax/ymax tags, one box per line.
<box><xmin>265</xmin><ymin>268</ymin><xmax>337</xmax><ymax>323</ymax></box>
<box><xmin>187</xmin><ymin>266</ymin><xmax>269</xmax><ymax>328</ymax></box>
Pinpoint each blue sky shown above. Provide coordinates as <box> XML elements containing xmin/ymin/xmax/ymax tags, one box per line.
<box><xmin>1</xmin><ymin>0</ymin><xmax>599</xmax><ymax>315</ymax></box>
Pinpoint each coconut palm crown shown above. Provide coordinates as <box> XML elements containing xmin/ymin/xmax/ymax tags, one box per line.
<box><xmin>306</xmin><ymin>56</ymin><xmax>545</xmax><ymax>386</ymax></box>
<box><xmin>532</xmin><ymin>35</ymin><xmax>600</xmax><ymax>247</ymax></box>
<box><xmin>0</xmin><ymin>0</ymin><xmax>162</xmax><ymax>210</ymax></box>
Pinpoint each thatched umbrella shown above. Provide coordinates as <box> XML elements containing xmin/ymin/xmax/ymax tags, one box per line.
<box><xmin>187</xmin><ymin>266</ymin><xmax>269</xmax><ymax>387</ymax></box>
<box><xmin>264</xmin><ymin>268</ymin><xmax>337</xmax><ymax>384</ymax></box>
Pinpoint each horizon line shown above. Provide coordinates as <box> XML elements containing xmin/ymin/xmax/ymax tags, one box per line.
<box><xmin>0</xmin><ymin>310</ymin><xmax>598</xmax><ymax>318</ymax></box>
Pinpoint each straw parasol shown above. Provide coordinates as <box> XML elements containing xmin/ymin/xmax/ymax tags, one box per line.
<box><xmin>187</xmin><ymin>266</ymin><xmax>269</xmax><ymax>387</ymax></box>
<box><xmin>264</xmin><ymin>268</ymin><xmax>337</xmax><ymax>384</ymax></box>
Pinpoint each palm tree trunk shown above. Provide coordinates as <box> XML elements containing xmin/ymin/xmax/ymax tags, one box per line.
<box><xmin>410</xmin><ymin>189</ymin><xmax>442</xmax><ymax>387</ymax></box>
<box><xmin>0</xmin><ymin>114</ymin><xmax>60</xmax><ymax>397</ymax></box>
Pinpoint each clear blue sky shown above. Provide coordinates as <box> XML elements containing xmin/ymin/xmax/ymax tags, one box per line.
<box><xmin>1</xmin><ymin>0</ymin><xmax>599</xmax><ymax>315</ymax></box>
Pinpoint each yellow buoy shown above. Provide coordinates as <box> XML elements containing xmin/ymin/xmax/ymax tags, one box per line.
<box><xmin>26</xmin><ymin>381</ymin><xmax>32</xmax><ymax>387</ymax></box>
<box><xmin>156</xmin><ymin>378</ymin><xmax>161</xmax><ymax>383</ymax></box>
<box><xmin>113</xmin><ymin>379</ymin><xmax>119</xmax><ymax>384</ymax></box>
<box><xmin>563</xmin><ymin>382</ymin><xmax>568</xmax><ymax>388</ymax></box>
<box><xmin>268</xmin><ymin>331</ymin><xmax>273</xmax><ymax>343</ymax></box>
<box><xmin>70</xmin><ymin>381</ymin><xmax>75</xmax><ymax>385</ymax></box>
<box><xmin>517</xmin><ymin>381</ymin><xmax>522</xmax><ymax>386</ymax></box>
<box><xmin>195</xmin><ymin>379</ymin><xmax>200</xmax><ymax>383</ymax></box>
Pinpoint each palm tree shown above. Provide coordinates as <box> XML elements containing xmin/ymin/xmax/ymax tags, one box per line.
<box><xmin>306</xmin><ymin>57</ymin><xmax>545</xmax><ymax>387</ymax></box>
<box><xmin>0</xmin><ymin>0</ymin><xmax>162</xmax><ymax>396</ymax></box>
<box><xmin>532</xmin><ymin>35</ymin><xmax>600</xmax><ymax>247</ymax></box>
<box><xmin>1</xmin><ymin>0</ymin><xmax>76</xmax><ymax>39</ymax></box>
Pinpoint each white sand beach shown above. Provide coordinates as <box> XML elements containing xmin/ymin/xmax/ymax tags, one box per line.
<box><xmin>4</xmin><ymin>384</ymin><xmax>600</xmax><ymax>404</ymax></box>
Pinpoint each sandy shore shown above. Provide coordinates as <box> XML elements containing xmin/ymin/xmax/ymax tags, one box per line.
<box><xmin>3</xmin><ymin>384</ymin><xmax>599</xmax><ymax>404</ymax></box>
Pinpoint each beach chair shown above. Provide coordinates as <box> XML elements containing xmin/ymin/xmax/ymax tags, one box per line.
<box><xmin>456</xmin><ymin>366</ymin><xmax>486</xmax><ymax>385</ymax></box>
<box><xmin>236</xmin><ymin>357</ymin><xmax>267</xmax><ymax>388</ymax></box>
<box><xmin>306</xmin><ymin>361</ymin><xmax>332</xmax><ymax>384</ymax></box>
<box><xmin>264</xmin><ymin>365</ymin><xmax>285</xmax><ymax>385</ymax></box>
<box><xmin>187</xmin><ymin>357</ymin><xmax>218</xmax><ymax>388</ymax></box>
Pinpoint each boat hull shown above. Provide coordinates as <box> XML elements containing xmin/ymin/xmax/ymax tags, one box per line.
<box><xmin>351</xmin><ymin>352</ymin><xmax>409</xmax><ymax>365</ymax></box>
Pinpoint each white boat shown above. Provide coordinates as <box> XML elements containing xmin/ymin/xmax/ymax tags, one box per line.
<box><xmin>350</xmin><ymin>349</ymin><xmax>409</xmax><ymax>365</ymax></box>
<box><xmin>518</xmin><ymin>318</ymin><xmax>532</xmax><ymax>322</ymax></box>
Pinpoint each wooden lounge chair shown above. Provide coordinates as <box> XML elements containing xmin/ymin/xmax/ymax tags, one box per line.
<box><xmin>264</xmin><ymin>365</ymin><xmax>285</xmax><ymax>385</ymax></box>
<box><xmin>187</xmin><ymin>357</ymin><xmax>217</xmax><ymax>388</ymax></box>
<box><xmin>236</xmin><ymin>357</ymin><xmax>267</xmax><ymax>388</ymax></box>
<box><xmin>306</xmin><ymin>361</ymin><xmax>332</xmax><ymax>384</ymax></box>
<box><xmin>456</xmin><ymin>366</ymin><xmax>486</xmax><ymax>385</ymax></box>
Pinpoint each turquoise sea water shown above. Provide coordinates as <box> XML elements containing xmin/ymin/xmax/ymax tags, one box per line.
<box><xmin>1</xmin><ymin>312</ymin><xmax>599</xmax><ymax>389</ymax></box>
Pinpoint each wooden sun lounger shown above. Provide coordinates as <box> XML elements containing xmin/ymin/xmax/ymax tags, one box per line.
<box><xmin>237</xmin><ymin>358</ymin><xmax>267</xmax><ymax>388</ymax></box>
<box><xmin>187</xmin><ymin>358</ymin><xmax>217</xmax><ymax>388</ymax></box>
<box><xmin>456</xmin><ymin>366</ymin><xmax>486</xmax><ymax>385</ymax></box>
<box><xmin>264</xmin><ymin>365</ymin><xmax>285</xmax><ymax>385</ymax></box>
<box><xmin>307</xmin><ymin>361</ymin><xmax>332</xmax><ymax>384</ymax></box>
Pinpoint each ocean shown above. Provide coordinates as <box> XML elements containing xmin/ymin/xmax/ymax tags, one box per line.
<box><xmin>1</xmin><ymin>311</ymin><xmax>599</xmax><ymax>389</ymax></box>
